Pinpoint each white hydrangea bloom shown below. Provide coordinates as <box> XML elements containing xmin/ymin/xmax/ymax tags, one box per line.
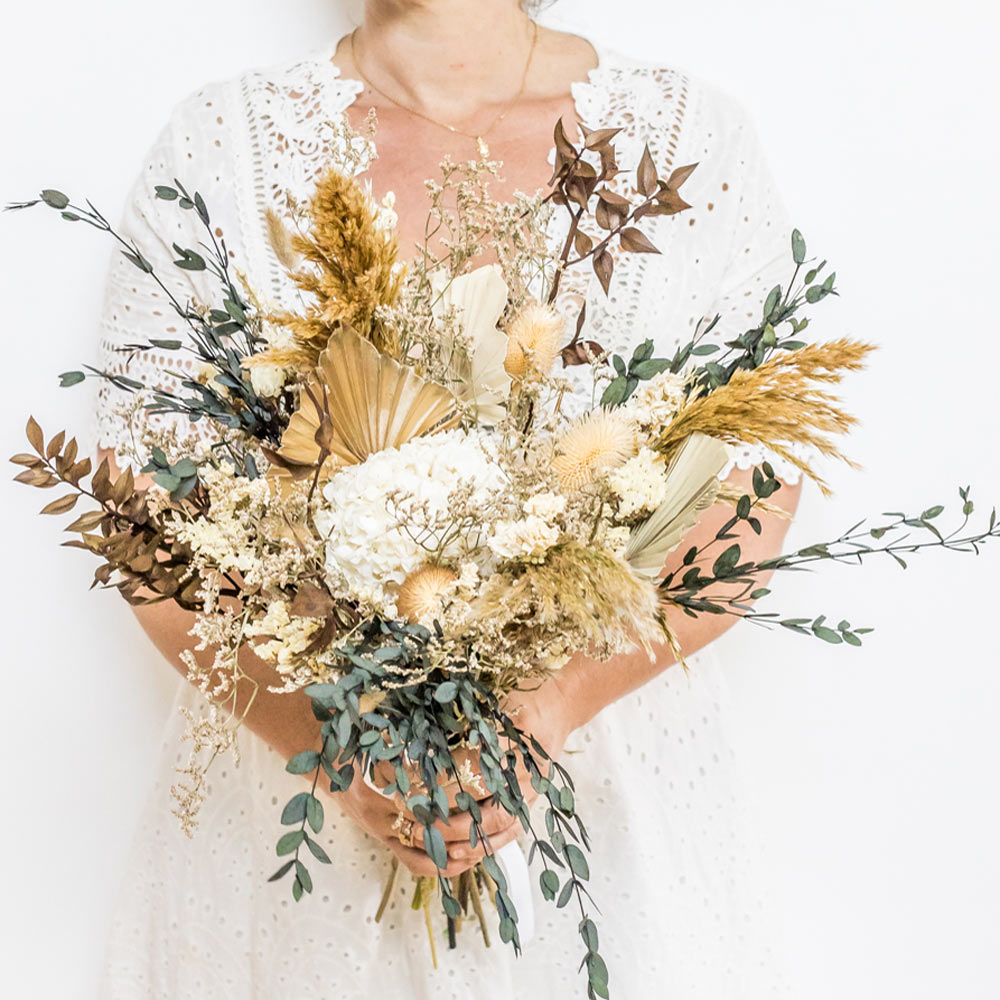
<box><xmin>606</xmin><ymin>447</ymin><xmax>669</xmax><ymax>519</ymax></box>
<box><xmin>314</xmin><ymin>430</ymin><xmax>505</xmax><ymax>609</ymax></box>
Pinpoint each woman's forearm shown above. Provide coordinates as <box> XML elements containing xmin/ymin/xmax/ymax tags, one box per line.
<box><xmin>553</xmin><ymin>468</ymin><xmax>803</xmax><ymax>733</ymax></box>
<box><xmin>124</xmin><ymin>456</ymin><xmax>800</xmax><ymax>763</ymax></box>
<box><xmin>131</xmin><ymin>599</ymin><xmax>321</xmax><ymax>761</ymax></box>
<box><xmin>99</xmin><ymin>447</ymin><xmax>322</xmax><ymax>762</ymax></box>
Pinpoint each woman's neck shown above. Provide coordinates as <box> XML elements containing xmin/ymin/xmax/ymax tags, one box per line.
<box><xmin>353</xmin><ymin>0</ymin><xmax>536</xmax><ymax>121</ymax></box>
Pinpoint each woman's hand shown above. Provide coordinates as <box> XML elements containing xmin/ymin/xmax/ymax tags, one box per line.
<box><xmin>333</xmin><ymin>673</ymin><xmax>579</xmax><ymax>877</ymax></box>
<box><xmin>333</xmin><ymin>767</ymin><xmax>465</xmax><ymax>878</ymax></box>
<box><xmin>437</xmin><ymin>671</ymin><xmax>579</xmax><ymax>869</ymax></box>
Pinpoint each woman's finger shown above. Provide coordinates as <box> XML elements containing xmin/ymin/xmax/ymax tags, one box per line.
<box><xmin>447</xmin><ymin>817</ymin><xmax>521</xmax><ymax>862</ymax></box>
<box><xmin>430</xmin><ymin>800</ymin><xmax>519</xmax><ymax>843</ymax></box>
<box><xmin>386</xmin><ymin>835</ymin><xmax>499</xmax><ymax>879</ymax></box>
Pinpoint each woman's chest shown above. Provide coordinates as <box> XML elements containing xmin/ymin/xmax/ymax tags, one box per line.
<box><xmin>240</xmin><ymin>74</ymin><xmax>736</xmax><ymax>361</ymax></box>
<box><xmin>340</xmin><ymin>95</ymin><xmax>578</xmax><ymax>261</ymax></box>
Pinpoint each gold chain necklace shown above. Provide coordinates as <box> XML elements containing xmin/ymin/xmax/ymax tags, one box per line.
<box><xmin>349</xmin><ymin>21</ymin><xmax>539</xmax><ymax>148</ymax></box>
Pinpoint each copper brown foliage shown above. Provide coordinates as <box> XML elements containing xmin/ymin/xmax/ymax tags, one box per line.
<box><xmin>546</xmin><ymin>120</ymin><xmax>696</xmax><ymax>364</ymax></box>
<box><xmin>11</xmin><ymin>418</ymin><xmax>208</xmax><ymax>609</ymax></box>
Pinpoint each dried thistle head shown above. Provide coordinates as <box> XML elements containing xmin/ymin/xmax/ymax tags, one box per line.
<box><xmin>503</xmin><ymin>302</ymin><xmax>564</xmax><ymax>381</ymax></box>
<box><xmin>267</xmin><ymin>168</ymin><xmax>404</xmax><ymax>370</ymax></box>
<box><xmin>552</xmin><ymin>408</ymin><xmax>636</xmax><ymax>490</ymax></box>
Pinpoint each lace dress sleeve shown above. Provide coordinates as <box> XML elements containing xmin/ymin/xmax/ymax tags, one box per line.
<box><xmin>702</xmin><ymin>94</ymin><xmax>807</xmax><ymax>485</ymax></box>
<box><xmin>92</xmin><ymin>90</ymin><xmax>235</xmax><ymax>464</ymax></box>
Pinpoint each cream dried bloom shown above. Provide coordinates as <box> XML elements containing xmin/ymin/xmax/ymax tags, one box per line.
<box><xmin>624</xmin><ymin>369</ymin><xmax>688</xmax><ymax>430</ymax></box>
<box><xmin>606</xmin><ymin>447</ymin><xmax>670</xmax><ymax>519</ymax></box>
<box><xmin>503</xmin><ymin>302</ymin><xmax>563</xmax><ymax>380</ymax></box>
<box><xmin>523</xmin><ymin>490</ymin><xmax>567</xmax><ymax>521</ymax></box>
<box><xmin>248</xmin><ymin>363</ymin><xmax>286</xmax><ymax>398</ymax></box>
<box><xmin>246</xmin><ymin>601</ymin><xmax>321</xmax><ymax>673</ymax></box>
<box><xmin>396</xmin><ymin>565</ymin><xmax>458</xmax><ymax>624</ymax></box>
<box><xmin>597</xmin><ymin>523</ymin><xmax>633</xmax><ymax>559</ymax></box>
<box><xmin>457</xmin><ymin>560</ymin><xmax>481</xmax><ymax>595</ymax></box>
<box><xmin>487</xmin><ymin>514</ymin><xmax>561</xmax><ymax>563</ymax></box>
<box><xmin>170</xmin><ymin>464</ymin><xmax>271</xmax><ymax>576</ymax></box>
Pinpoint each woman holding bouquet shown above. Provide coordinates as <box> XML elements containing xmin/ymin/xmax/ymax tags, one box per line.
<box><xmin>95</xmin><ymin>0</ymin><xmax>803</xmax><ymax>996</ymax></box>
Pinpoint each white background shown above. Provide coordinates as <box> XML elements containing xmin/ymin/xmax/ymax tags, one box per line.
<box><xmin>1</xmin><ymin>1</ymin><xmax>997</xmax><ymax>996</ymax></box>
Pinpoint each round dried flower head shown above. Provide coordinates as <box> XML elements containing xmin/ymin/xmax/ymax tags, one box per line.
<box><xmin>552</xmin><ymin>409</ymin><xmax>637</xmax><ymax>490</ymax></box>
<box><xmin>248</xmin><ymin>362</ymin><xmax>286</xmax><ymax>398</ymax></box>
<box><xmin>194</xmin><ymin>361</ymin><xmax>217</xmax><ymax>386</ymax></box>
<box><xmin>396</xmin><ymin>564</ymin><xmax>458</xmax><ymax>623</ymax></box>
<box><xmin>503</xmin><ymin>302</ymin><xmax>564</xmax><ymax>380</ymax></box>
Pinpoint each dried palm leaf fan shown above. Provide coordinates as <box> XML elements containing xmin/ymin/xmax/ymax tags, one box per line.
<box><xmin>433</xmin><ymin>265</ymin><xmax>512</xmax><ymax>423</ymax></box>
<box><xmin>274</xmin><ymin>325</ymin><xmax>460</xmax><ymax>474</ymax></box>
<box><xmin>625</xmin><ymin>433</ymin><xmax>730</xmax><ymax>579</ymax></box>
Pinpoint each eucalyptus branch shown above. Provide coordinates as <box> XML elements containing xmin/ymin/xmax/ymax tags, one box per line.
<box><xmin>660</xmin><ymin>482</ymin><xmax>997</xmax><ymax>648</ymax></box>
<box><xmin>7</xmin><ymin>186</ymin><xmax>283</xmax><ymax>449</ymax></box>
<box><xmin>758</xmin><ymin>496</ymin><xmax>999</xmax><ymax>573</ymax></box>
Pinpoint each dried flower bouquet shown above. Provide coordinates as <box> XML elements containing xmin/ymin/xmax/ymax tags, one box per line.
<box><xmin>9</xmin><ymin>116</ymin><xmax>998</xmax><ymax>1000</ymax></box>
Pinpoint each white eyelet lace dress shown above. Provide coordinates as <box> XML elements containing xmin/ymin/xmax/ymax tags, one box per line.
<box><xmin>94</xmin><ymin>35</ymin><xmax>800</xmax><ymax>1000</ymax></box>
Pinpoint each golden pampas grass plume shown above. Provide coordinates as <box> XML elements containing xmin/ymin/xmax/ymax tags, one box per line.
<box><xmin>552</xmin><ymin>409</ymin><xmax>637</xmax><ymax>490</ymax></box>
<box><xmin>396</xmin><ymin>565</ymin><xmax>457</xmax><ymax>623</ymax></box>
<box><xmin>503</xmin><ymin>303</ymin><xmax>564</xmax><ymax>380</ymax></box>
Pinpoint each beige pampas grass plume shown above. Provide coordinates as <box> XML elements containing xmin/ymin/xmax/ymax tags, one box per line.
<box><xmin>503</xmin><ymin>302</ymin><xmax>564</xmax><ymax>380</ymax></box>
<box><xmin>655</xmin><ymin>338</ymin><xmax>876</xmax><ymax>495</ymax></box>
<box><xmin>553</xmin><ymin>409</ymin><xmax>637</xmax><ymax>490</ymax></box>
<box><xmin>266</xmin><ymin>168</ymin><xmax>404</xmax><ymax>368</ymax></box>
<box><xmin>265</xmin><ymin>208</ymin><xmax>301</xmax><ymax>272</ymax></box>
<box><xmin>396</xmin><ymin>565</ymin><xmax>457</xmax><ymax>623</ymax></box>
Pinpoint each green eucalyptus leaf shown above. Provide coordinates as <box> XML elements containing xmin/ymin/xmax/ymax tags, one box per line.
<box><xmin>267</xmin><ymin>859</ymin><xmax>294</xmax><ymax>882</ymax></box>
<box><xmin>565</xmin><ymin>844</ymin><xmax>590</xmax><ymax>880</ymax></box>
<box><xmin>600</xmin><ymin>377</ymin><xmax>628</xmax><ymax>408</ymax></box>
<box><xmin>630</xmin><ymin>358</ymin><xmax>670</xmax><ymax>380</ymax></box>
<box><xmin>306</xmin><ymin>795</ymin><xmax>324</xmax><ymax>834</ymax></box>
<box><xmin>276</xmin><ymin>830</ymin><xmax>304</xmax><ymax>856</ymax></box>
<box><xmin>286</xmin><ymin>751</ymin><xmax>320</xmax><ymax>775</ymax></box>
<box><xmin>305</xmin><ymin>836</ymin><xmax>332</xmax><ymax>864</ymax></box>
<box><xmin>433</xmin><ymin>681</ymin><xmax>458</xmax><ymax>703</ymax></box>
<box><xmin>556</xmin><ymin>879</ymin><xmax>575</xmax><ymax>909</ymax></box>
<box><xmin>41</xmin><ymin>189</ymin><xmax>69</xmax><ymax>210</ymax></box>
<box><xmin>423</xmin><ymin>825</ymin><xmax>448</xmax><ymax>869</ymax></box>
<box><xmin>540</xmin><ymin>870</ymin><xmax>560</xmax><ymax>901</ymax></box>
<box><xmin>294</xmin><ymin>860</ymin><xmax>313</xmax><ymax>894</ymax></box>
<box><xmin>813</xmin><ymin>625</ymin><xmax>843</xmax><ymax>644</ymax></box>
<box><xmin>280</xmin><ymin>791</ymin><xmax>309</xmax><ymax>825</ymax></box>
<box><xmin>791</xmin><ymin>229</ymin><xmax>807</xmax><ymax>264</ymax></box>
